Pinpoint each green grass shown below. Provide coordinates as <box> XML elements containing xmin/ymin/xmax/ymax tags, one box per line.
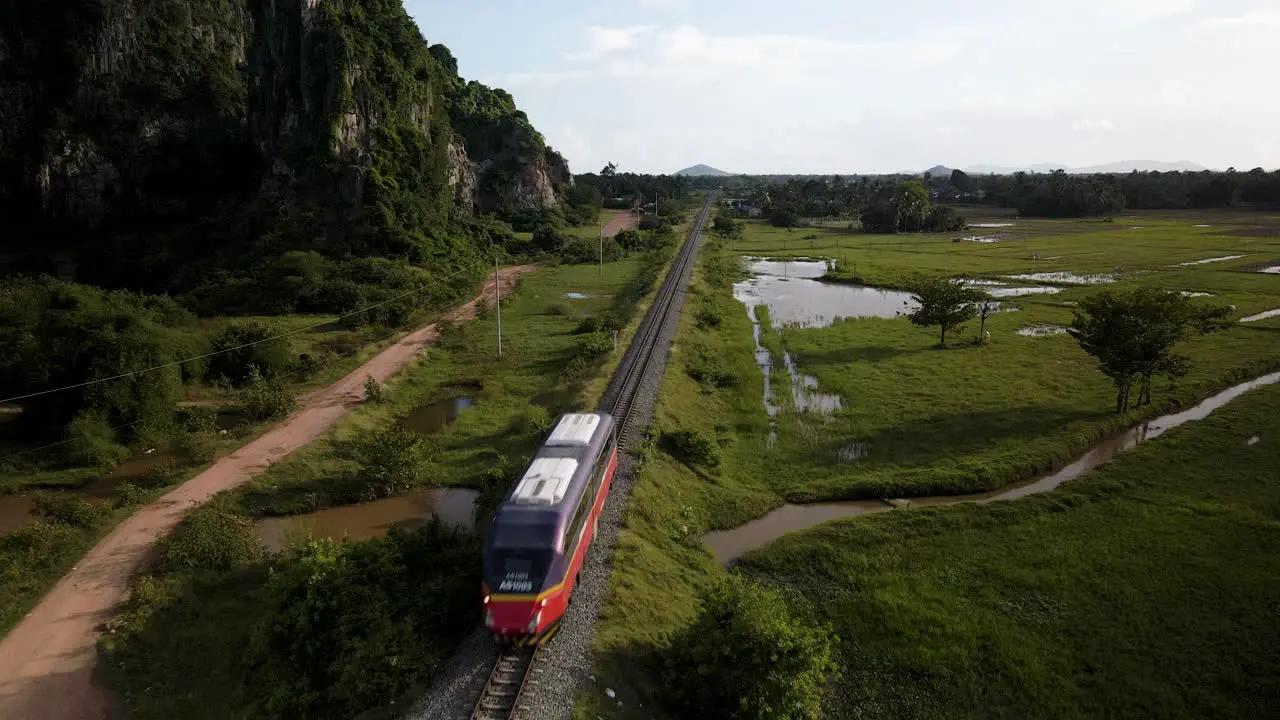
<box><xmin>236</xmin><ymin>254</ymin><xmax>671</xmax><ymax>518</ymax></box>
<box><xmin>729</xmin><ymin>211</ymin><xmax>1280</xmax><ymax>501</ymax></box>
<box><xmin>582</xmin><ymin>210</ymin><xmax>1280</xmax><ymax>718</ymax></box>
<box><xmin>739</xmin><ymin>380</ymin><xmax>1280</xmax><ymax>719</ymax></box>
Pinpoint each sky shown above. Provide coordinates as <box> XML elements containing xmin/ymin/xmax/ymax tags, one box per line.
<box><xmin>404</xmin><ymin>0</ymin><xmax>1280</xmax><ymax>175</ymax></box>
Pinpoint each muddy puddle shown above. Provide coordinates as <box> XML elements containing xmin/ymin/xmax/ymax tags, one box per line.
<box><xmin>1017</xmin><ymin>325</ymin><xmax>1069</xmax><ymax>337</ymax></box>
<box><xmin>733</xmin><ymin>257</ymin><xmax>917</xmax><ymax>327</ymax></box>
<box><xmin>255</xmin><ymin>487</ymin><xmax>480</xmax><ymax>552</ymax></box>
<box><xmin>703</xmin><ymin>370</ymin><xmax>1280</xmax><ymax>563</ymax></box>
<box><xmin>1240</xmin><ymin>308</ymin><xmax>1280</xmax><ymax>323</ymax></box>
<box><xmin>0</xmin><ymin>448</ymin><xmax>181</xmax><ymax>535</ymax></box>
<box><xmin>403</xmin><ymin>396</ymin><xmax>474</xmax><ymax>436</ymax></box>
<box><xmin>1007</xmin><ymin>272</ymin><xmax>1115</xmax><ymax>285</ymax></box>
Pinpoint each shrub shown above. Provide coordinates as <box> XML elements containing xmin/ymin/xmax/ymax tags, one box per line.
<box><xmin>524</xmin><ymin>405</ymin><xmax>553</xmax><ymax>434</ymax></box>
<box><xmin>157</xmin><ymin>500</ymin><xmax>263</xmax><ymax>573</ymax></box>
<box><xmin>244</xmin><ymin>525</ymin><xmax>480</xmax><ymax>720</ymax></box>
<box><xmin>138</xmin><ymin>458</ymin><xmax>181</xmax><ymax>488</ymax></box>
<box><xmin>351</xmin><ymin>424</ymin><xmax>431</xmax><ymax>502</ymax></box>
<box><xmin>112</xmin><ymin>482</ymin><xmax>149</xmax><ymax>508</ymax></box>
<box><xmin>66</xmin><ymin>412</ymin><xmax>129</xmax><ymax>469</ymax></box>
<box><xmin>32</xmin><ymin>493</ymin><xmax>111</xmax><ymax>530</ymax></box>
<box><xmin>174</xmin><ymin>405</ymin><xmax>218</xmax><ymax>434</ymax></box>
<box><xmin>695</xmin><ymin>302</ymin><xmax>723</xmax><ymax>330</ymax></box>
<box><xmin>925</xmin><ymin>205</ymin><xmax>967</xmax><ymax>232</ymax></box>
<box><xmin>662</xmin><ymin>429</ymin><xmax>722</xmax><ymax>469</ymax></box>
<box><xmin>546</xmin><ymin>303</ymin><xmax>572</xmax><ymax>316</ymax></box>
<box><xmin>575</xmin><ymin>331</ymin><xmax>614</xmax><ymax>358</ymax></box>
<box><xmin>176</xmin><ymin>430</ymin><xmax>218</xmax><ymax>464</ymax></box>
<box><xmin>239</xmin><ymin>366</ymin><xmax>298</xmax><ymax>421</ymax></box>
<box><xmin>206</xmin><ymin>322</ymin><xmax>293</xmax><ymax>387</ymax></box>
<box><xmin>660</xmin><ymin>577</ymin><xmax>839</xmax><ymax>720</ymax></box>
<box><xmin>363</xmin><ymin>375</ymin><xmax>385</xmax><ymax>403</ymax></box>
<box><xmin>686</xmin><ymin>344</ymin><xmax>738</xmax><ymax>389</ymax></box>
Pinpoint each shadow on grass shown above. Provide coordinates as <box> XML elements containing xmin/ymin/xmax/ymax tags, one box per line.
<box><xmin>791</xmin><ymin>344</ymin><xmax>932</xmax><ymax>366</ymax></box>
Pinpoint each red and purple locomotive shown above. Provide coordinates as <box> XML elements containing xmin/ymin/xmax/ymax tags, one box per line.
<box><xmin>481</xmin><ymin>412</ymin><xmax>619</xmax><ymax>645</ymax></box>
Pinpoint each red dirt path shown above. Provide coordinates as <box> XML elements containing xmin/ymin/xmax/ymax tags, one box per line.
<box><xmin>0</xmin><ymin>265</ymin><xmax>538</xmax><ymax>720</ymax></box>
<box><xmin>601</xmin><ymin>209</ymin><xmax>638</xmax><ymax>238</ymax></box>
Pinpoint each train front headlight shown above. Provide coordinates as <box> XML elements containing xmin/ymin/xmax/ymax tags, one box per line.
<box><xmin>527</xmin><ymin>611</ymin><xmax>542</xmax><ymax>633</ymax></box>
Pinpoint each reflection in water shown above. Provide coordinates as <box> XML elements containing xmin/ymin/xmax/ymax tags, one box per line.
<box><xmin>563</xmin><ymin>292</ymin><xmax>589</xmax><ymax>299</ymax></box>
<box><xmin>1017</xmin><ymin>325</ymin><xmax>1069</xmax><ymax>337</ymax></box>
<box><xmin>1180</xmin><ymin>291</ymin><xmax>1215</xmax><ymax>298</ymax></box>
<box><xmin>1007</xmin><ymin>272</ymin><xmax>1115</xmax><ymax>285</ymax></box>
<box><xmin>1258</xmin><ymin>266</ymin><xmax>1280</xmax><ymax>274</ymax></box>
<box><xmin>0</xmin><ymin>495</ymin><xmax>37</xmax><ymax>535</ymax></box>
<box><xmin>403</xmin><ymin>396</ymin><xmax>474</xmax><ymax>436</ymax></box>
<box><xmin>782</xmin><ymin>352</ymin><xmax>842</xmax><ymax>413</ymax></box>
<box><xmin>1241</xmin><ymin>308</ymin><xmax>1280</xmax><ymax>323</ymax></box>
<box><xmin>703</xmin><ymin>371</ymin><xmax>1280</xmax><ymax>563</ymax></box>
<box><xmin>986</xmin><ymin>286</ymin><xmax>1062</xmax><ymax>298</ymax></box>
<box><xmin>733</xmin><ymin>257</ymin><xmax>917</xmax><ymax>328</ymax></box>
<box><xmin>1175</xmin><ymin>255</ymin><xmax>1245</xmax><ymax>266</ymax></box>
<box><xmin>970</xmin><ymin>223</ymin><xmax>1015</xmax><ymax>228</ymax></box>
<box><xmin>1248</xmin><ymin>435</ymin><xmax>1260</xmax><ymax>446</ymax></box>
<box><xmin>255</xmin><ymin>487</ymin><xmax>480</xmax><ymax>553</ymax></box>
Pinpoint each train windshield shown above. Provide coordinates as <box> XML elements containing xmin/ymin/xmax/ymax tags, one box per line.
<box><xmin>487</xmin><ymin>520</ymin><xmax>561</xmax><ymax>593</ymax></box>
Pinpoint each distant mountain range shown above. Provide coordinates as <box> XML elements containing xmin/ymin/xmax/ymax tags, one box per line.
<box><xmin>961</xmin><ymin>160</ymin><xmax>1210</xmax><ymax>175</ymax></box>
<box><xmin>674</xmin><ymin>164</ymin><xmax>732</xmax><ymax>176</ymax></box>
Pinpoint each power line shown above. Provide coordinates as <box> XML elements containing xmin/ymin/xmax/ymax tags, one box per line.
<box><xmin>0</xmin><ymin>257</ymin><xmax>490</xmax><ymax>405</ymax></box>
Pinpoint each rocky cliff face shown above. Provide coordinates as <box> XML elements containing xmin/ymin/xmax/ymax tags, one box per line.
<box><xmin>1</xmin><ymin>0</ymin><xmax>566</xmax><ymax>284</ymax></box>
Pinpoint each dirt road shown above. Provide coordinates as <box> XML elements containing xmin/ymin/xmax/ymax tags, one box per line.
<box><xmin>601</xmin><ymin>208</ymin><xmax>638</xmax><ymax>238</ymax></box>
<box><xmin>0</xmin><ymin>265</ymin><xmax>537</xmax><ymax>720</ymax></box>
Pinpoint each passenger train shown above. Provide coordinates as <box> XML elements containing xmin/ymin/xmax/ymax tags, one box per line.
<box><xmin>481</xmin><ymin>412</ymin><xmax>619</xmax><ymax>645</ymax></box>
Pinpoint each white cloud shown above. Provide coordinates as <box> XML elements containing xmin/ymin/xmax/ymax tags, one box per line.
<box><xmin>570</xmin><ymin>25</ymin><xmax>656</xmax><ymax>60</ymax></box>
<box><xmin>1073</xmin><ymin>119</ymin><xmax>1115</xmax><ymax>132</ymax></box>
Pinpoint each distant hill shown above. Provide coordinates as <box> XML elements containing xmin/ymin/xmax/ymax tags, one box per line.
<box><xmin>964</xmin><ymin>160</ymin><xmax>1210</xmax><ymax>175</ymax></box>
<box><xmin>675</xmin><ymin>164</ymin><xmax>732</xmax><ymax>176</ymax></box>
<box><xmin>924</xmin><ymin>165</ymin><xmax>953</xmax><ymax>177</ymax></box>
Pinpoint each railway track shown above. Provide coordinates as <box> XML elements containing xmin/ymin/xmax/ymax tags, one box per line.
<box><xmin>465</xmin><ymin>192</ymin><xmax>717</xmax><ymax>720</ymax></box>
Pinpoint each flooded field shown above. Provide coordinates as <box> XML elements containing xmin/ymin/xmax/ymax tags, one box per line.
<box><xmin>255</xmin><ymin>487</ymin><xmax>480</xmax><ymax>552</ymax></box>
<box><xmin>1260</xmin><ymin>266</ymin><xmax>1280</xmax><ymax>274</ymax></box>
<box><xmin>970</xmin><ymin>223</ymin><xmax>1015</xmax><ymax>228</ymax></box>
<box><xmin>703</xmin><ymin>370</ymin><xmax>1280</xmax><ymax>563</ymax></box>
<box><xmin>985</xmin><ymin>286</ymin><xmax>1062</xmax><ymax>298</ymax></box>
<box><xmin>1017</xmin><ymin>325</ymin><xmax>1070</xmax><ymax>337</ymax></box>
<box><xmin>1007</xmin><ymin>272</ymin><xmax>1116</xmax><ymax>285</ymax></box>
<box><xmin>1240</xmin><ymin>308</ymin><xmax>1280</xmax><ymax>323</ymax></box>
<box><xmin>1175</xmin><ymin>255</ymin><xmax>1246</xmax><ymax>266</ymax></box>
<box><xmin>733</xmin><ymin>257</ymin><xmax>917</xmax><ymax>327</ymax></box>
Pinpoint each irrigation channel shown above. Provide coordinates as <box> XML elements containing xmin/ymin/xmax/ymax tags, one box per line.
<box><xmin>467</xmin><ymin>193</ymin><xmax>718</xmax><ymax>720</ymax></box>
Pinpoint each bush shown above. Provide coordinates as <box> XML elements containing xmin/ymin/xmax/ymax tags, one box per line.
<box><xmin>524</xmin><ymin>405</ymin><xmax>553</xmax><ymax>434</ymax></box>
<box><xmin>925</xmin><ymin>205</ymin><xmax>967</xmax><ymax>232</ymax></box>
<box><xmin>363</xmin><ymin>375</ymin><xmax>385</xmax><ymax>403</ymax></box>
<box><xmin>33</xmin><ymin>493</ymin><xmax>111</xmax><ymax>530</ymax></box>
<box><xmin>695</xmin><ymin>301</ymin><xmax>723</xmax><ymax>330</ymax></box>
<box><xmin>138</xmin><ymin>458</ymin><xmax>181</xmax><ymax>488</ymax></box>
<box><xmin>239</xmin><ymin>366</ymin><xmax>298</xmax><ymax>421</ymax></box>
<box><xmin>686</xmin><ymin>344</ymin><xmax>738</xmax><ymax>389</ymax></box>
<box><xmin>157</xmin><ymin>501</ymin><xmax>262</xmax><ymax>573</ymax></box>
<box><xmin>660</xmin><ymin>577</ymin><xmax>839</xmax><ymax>720</ymax></box>
<box><xmin>351</xmin><ymin>425</ymin><xmax>431</xmax><ymax>502</ymax></box>
<box><xmin>575</xmin><ymin>331</ymin><xmax>614</xmax><ymax>359</ymax></box>
<box><xmin>174</xmin><ymin>406</ymin><xmax>218</xmax><ymax>434</ymax></box>
<box><xmin>206</xmin><ymin>322</ymin><xmax>293</xmax><ymax>387</ymax></box>
<box><xmin>176</xmin><ymin>430</ymin><xmax>217</xmax><ymax>464</ymax></box>
<box><xmin>112</xmin><ymin>482</ymin><xmax>149</xmax><ymax>508</ymax></box>
<box><xmin>244</xmin><ymin>525</ymin><xmax>480</xmax><ymax>720</ymax></box>
<box><xmin>67</xmin><ymin>412</ymin><xmax>129</xmax><ymax>469</ymax></box>
<box><xmin>662</xmin><ymin>429</ymin><xmax>722</xmax><ymax>469</ymax></box>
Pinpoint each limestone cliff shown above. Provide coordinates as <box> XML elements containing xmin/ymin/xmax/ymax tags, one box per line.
<box><xmin>0</xmin><ymin>0</ymin><xmax>567</xmax><ymax>289</ymax></box>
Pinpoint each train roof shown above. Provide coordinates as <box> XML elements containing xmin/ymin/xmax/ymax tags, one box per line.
<box><xmin>490</xmin><ymin>412</ymin><xmax>615</xmax><ymax>537</ymax></box>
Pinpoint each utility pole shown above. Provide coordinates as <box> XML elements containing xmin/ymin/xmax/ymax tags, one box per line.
<box><xmin>494</xmin><ymin>255</ymin><xmax>502</xmax><ymax>357</ymax></box>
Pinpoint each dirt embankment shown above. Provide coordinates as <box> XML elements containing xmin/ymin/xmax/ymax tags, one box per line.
<box><xmin>601</xmin><ymin>209</ymin><xmax>638</xmax><ymax>239</ymax></box>
<box><xmin>0</xmin><ymin>265</ymin><xmax>537</xmax><ymax>720</ymax></box>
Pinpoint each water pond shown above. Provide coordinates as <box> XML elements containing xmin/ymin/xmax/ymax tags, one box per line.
<box><xmin>255</xmin><ymin>487</ymin><xmax>481</xmax><ymax>553</ymax></box>
<box><xmin>733</xmin><ymin>257</ymin><xmax>917</xmax><ymax>327</ymax></box>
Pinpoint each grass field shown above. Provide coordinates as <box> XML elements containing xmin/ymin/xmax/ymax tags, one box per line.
<box><xmin>98</xmin><ymin>243</ymin><xmax>685</xmax><ymax>720</ymax></box>
<box><xmin>739</xmin><ymin>380</ymin><xmax>1280</xmax><ymax>719</ymax></box>
<box><xmin>581</xmin><ymin>209</ymin><xmax>1280</xmax><ymax>718</ymax></box>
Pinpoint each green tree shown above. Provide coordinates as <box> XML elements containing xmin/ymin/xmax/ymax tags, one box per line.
<box><xmin>660</xmin><ymin>577</ymin><xmax>839</xmax><ymax>719</ymax></box>
<box><xmin>206</xmin><ymin>321</ymin><xmax>293</xmax><ymax>387</ymax></box>
<box><xmin>975</xmin><ymin>296</ymin><xmax>998</xmax><ymax>345</ymax></box>
<box><xmin>352</xmin><ymin>424</ymin><xmax>432</xmax><ymax>501</ymax></box>
<box><xmin>950</xmin><ymin>168</ymin><xmax>976</xmax><ymax>193</ymax></box>
<box><xmin>711</xmin><ymin>215</ymin><xmax>744</xmax><ymax>240</ymax></box>
<box><xmin>1070</xmin><ymin>289</ymin><xmax>1232</xmax><ymax>413</ymax></box>
<box><xmin>908</xmin><ymin>278</ymin><xmax>982</xmax><ymax>346</ymax></box>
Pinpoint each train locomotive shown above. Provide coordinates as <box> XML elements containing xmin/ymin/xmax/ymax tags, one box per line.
<box><xmin>481</xmin><ymin>412</ymin><xmax>618</xmax><ymax>645</ymax></box>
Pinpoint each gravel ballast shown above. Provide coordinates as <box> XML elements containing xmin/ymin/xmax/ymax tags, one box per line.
<box><xmin>406</xmin><ymin>213</ymin><xmax>709</xmax><ymax>720</ymax></box>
